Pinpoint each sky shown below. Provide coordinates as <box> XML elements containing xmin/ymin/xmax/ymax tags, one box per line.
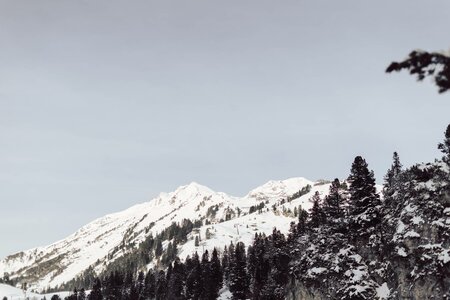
<box><xmin>1</xmin><ymin>0</ymin><xmax>450</xmax><ymax>258</ymax></box>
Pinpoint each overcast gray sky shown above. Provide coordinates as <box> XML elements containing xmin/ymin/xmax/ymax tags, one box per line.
<box><xmin>1</xmin><ymin>0</ymin><xmax>450</xmax><ymax>258</ymax></box>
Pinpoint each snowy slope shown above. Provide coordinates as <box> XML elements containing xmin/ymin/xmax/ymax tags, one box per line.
<box><xmin>0</xmin><ymin>177</ymin><xmax>331</xmax><ymax>291</ymax></box>
<box><xmin>0</xmin><ymin>283</ymin><xmax>70</xmax><ymax>300</ymax></box>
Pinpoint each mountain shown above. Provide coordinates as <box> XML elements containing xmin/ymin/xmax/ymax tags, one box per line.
<box><xmin>0</xmin><ymin>177</ymin><xmax>330</xmax><ymax>292</ymax></box>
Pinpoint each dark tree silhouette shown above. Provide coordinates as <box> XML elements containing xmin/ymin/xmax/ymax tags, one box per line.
<box><xmin>438</xmin><ymin>124</ymin><xmax>450</xmax><ymax>164</ymax></box>
<box><xmin>386</xmin><ymin>50</ymin><xmax>450</xmax><ymax>93</ymax></box>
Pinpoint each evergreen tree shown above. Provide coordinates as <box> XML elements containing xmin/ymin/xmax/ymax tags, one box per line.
<box><xmin>78</xmin><ymin>288</ymin><xmax>86</xmax><ymax>300</ymax></box>
<box><xmin>155</xmin><ymin>270</ymin><xmax>167</xmax><ymax>300</ymax></box>
<box><xmin>229</xmin><ymin>242</ymin><xmax>249</xmax><ymax>300</ymax></box>
<box><xmin>136</xmin><ymin>271</ymin><xmax>145</xmax><ymax>298</ymax></box>
<box><xmin>323</xmin><ymin>178</ymin><xmax>346</xmax><ymax>230</ymax></box>
<box><xmin>155</xmin><ymin>237</ymin><xmax>163</xmax><ymax>258</ymax></box>
<box><xmin>200</xmin><ymin>250</ymin><xmax>213</xmax><ymax>300</ymax></box>
<box><xmin>386</xmin><ymin>49</ymin><xmax>450</xmax><ymax>93</ymax></box>
<box><xmin>142</xmin><ymin>270</ymin><xmax>156</xmax><ymax>300</ymax></box>
<box><xmin>383</xmin><ymin>152</ymin><xmax>402</xmax><ymax>196</ymax></box>
<box><xmin>347</xmin><ymin>156</ymin><xmax>381</xmax><ymax>237</ymax></box>
<box><xmin>210</xmin><ymin>248</ymin><xmax>223</xmax><ymax>299</ymax></box>
<box><xmin>308</xmin><ymin>191</ymin><xmax>325</xmax><ymax>228</ymax></box>
<box><xmin>88</xmin><ymin>278</ymin><xmax>103</xmax><ymax>300</ymax></box>
<box><xmin>128</xmin><ymin>284</ymin><xmax>139</xmax><ymax>300</ymax></box>
<box><xmin>261</xmin><ymin>229</ymin><xmax>289</xmax><ymax>300</ymax></box>
<box><xmin>66</xmin><ymin>288</ymin><xmax>78</xmax><ymax>300</ymax></box>
<box><xmin>248</xmin><ymin>234</ymin><xmax>269</xmax><ymax>299</ymax></box>
<box><xmin>221</xmin><ymin>246</ymin><xmax>230</xmax><ymax>283</ymax></box>
<box><xmin>167</xmin><ymin>259</ymin><xmax>186</xmax><ymax>300</ymax></box>
<box><xmin>438</xmin><ymin>123</ymin><xmax>450</xmax><ymax>164</ymax></box>
<box><xmin>185</xmin><ymin>252</ymin><xmax>202</xmax><ymax>300</ymax></box>
<box><xmin>296</xmin><ymin>207</ymin><xmax>308</xmax><ymax>234</ymax></box>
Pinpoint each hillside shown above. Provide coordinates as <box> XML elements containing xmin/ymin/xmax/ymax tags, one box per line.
<box><xmin>0</xmin><ymin>283</ymin><xmax>70</xmax><ymax>300</ymax></box>
<box><xmin>0</xmin><ymin>177</ymin><xmax>329</xmax><ymax>292</ymax></box>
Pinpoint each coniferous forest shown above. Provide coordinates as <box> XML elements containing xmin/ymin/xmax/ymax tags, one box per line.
<box><xmin>36</xmin><ymin>123</ymin><xmax>450</xmax><ymax>300</ymax></box>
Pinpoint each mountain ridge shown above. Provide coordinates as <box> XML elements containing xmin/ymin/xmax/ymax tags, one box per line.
<box><xmin>0</xmin><ymin>177</ymin><xmax>325</xmax><ymax>292</ymax></box>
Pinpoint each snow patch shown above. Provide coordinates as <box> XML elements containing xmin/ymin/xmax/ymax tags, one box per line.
<box><xmin>376</xmin><ymin>282</ymin><xmax>390</xmax><ymax>299</ymax></box>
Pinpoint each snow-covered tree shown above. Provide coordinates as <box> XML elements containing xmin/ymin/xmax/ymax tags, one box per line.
<box><xmin>308</xmin><ymin>191</ymin><xmax>326</xmax><ymax>228</ymax></box>
<box><xmin>438</xmin><ymin>123</ymin><xmax>450</xmax><ymax>165</ymax></box>
<box><xmin>323</xmin><ymin>178</ymin><xmax>346</xmax><ymax>230</ymax></box>
<box><xmin>347</xmin><ymin>156</ymin><xmax>381</xmax><ymax>238</ymax></box>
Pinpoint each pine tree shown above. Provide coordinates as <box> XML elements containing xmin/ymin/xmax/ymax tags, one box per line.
<box><xmin>264</xmin><ymin>229</ymin><xmax>289</xmax><ymax>300</ymax></box>
<box><xmin>142</xmin><ymin>270</ymin><xmax>156</xmax><ymax>300</ymax></box>
<box><xmin>296</xmin><ymin>207</ymin><xmax>308</xmax><ymax>234</ymax></box>
<box><xmin>167</xmin><ymin>259</ymin><xmax>186</xmax><ymax>300</ymax></box>
<box><xmin>309</xmin><ymin>191</ymin><xmax>325</xmax><ymax>228</ymax></box>
<box><xmin>78</xmin><ymin>288</ymin><xmax>86</xmax><ymax>300</ymax></box>
<box><xmin>248</xmin><ymin>234</ymin><xmax>269</xmax><ymax>299</ymax></box>
<box><xmin>88</xmin><ymin>278</ymin><xmax>103</xmax><ymax>300</ymax></box>
<box><xmin>323</xmin><ymin>179</ymin><xmax>346</xmax><ymax>230</ymax></box>
<box><xmin>200</xmin><ymin>250</ymin><xmax>214</xmax><ymax>300</ymax></box>
<box><xmin>438</xmin><ymin>123</ymin><xmax>450</xmax><ymax>165</ymax></box>
<box><xmin>229</xmin><ymin>242</ymin><xmax>249</xmax><ymax>300</ymax></box>
<box><xmin>210</xmin><ymin>248</ymin><xmax>223</xmax><ymax>299</ymax></box>
<box><xmin>221</xmin><ymin>246</ymin><xmax>230</xmax><ymax>283</ymax></box>
<box><xmin>155</xmin><ymin>270</ymin><xmax>168</xmax><ymax>300</ymax></box>
<box><xmin>383</xmin><ymin>152</ymin><xmax>402</xmax><ymax>197</ymax></box>
<box><xmin>66</xmin><ymin>288</ymin><xmax>78</xmax><ymax>300</ymax></box>
<box><xmin>185</xmin><ymin>252</ymin><xmax>202</xmax><ymax>300</ymax></box>
<box><xmin>136</xmin><ymin>271</ymin><xmax>145</xmax><ymax>298</ymax></box>
<box><xmin>347</xmin><ymin>156</ymin><xmax>381</xmax><ymax>237</ymax></box>
<box><xmin>155</xmin><ymin>238</ymin><xmax>163</xmax><ymax>258</ymax></box>
<box><xmin>128</xmin><ymin>284</ymin><xmax>139</xmax><ymax>300</ymax></box>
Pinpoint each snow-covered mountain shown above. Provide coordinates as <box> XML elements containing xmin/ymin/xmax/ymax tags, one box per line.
<box><xmin>0</xmin><ymin>177</ymin><xmax>331</xmax><ymax>292</ymax></box>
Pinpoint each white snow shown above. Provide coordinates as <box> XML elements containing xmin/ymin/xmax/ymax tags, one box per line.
<box><xmin>308</xmin><ymin>267</ymin><xmax>327</xmax><ymax>276</ymax></box>
<box><xmin>0</xmin><ymin>283</ymin><xmax>69</xmax><ymax>300</ymax></box>
<box><xmin>404</xmin><ymin>231</ymin><xmax>420</xmax><ymax>238</ymax></box>
<box><xmin>376</xmin><ymin>282</ymin><xmax>390</xmax><ymax>299</ymax></box>
<box><xmin>217</xmin><ymin>287</ymin><xmax>232</xmax><ymax>300</ymax></box>
<box><xmin>396</xmin><ymin>221</ymin><xmax>406</xmax><ymax>234</ymax></box>
<box><xmin>411</xmin><ymin>216</ymin><xmax>424</xmax><ymax>225</ymax></box>
<box><xmin>438</xmin><ymin>249</ymin><xmax>450</xmax><ymax>264</ymax></box>
<box><xmin>0</xmin><ymin>177</ymin><xmax>332</xmax><ymax>291</ymax></box>
<box><xmin>397</xmin><ymin>247</ymin><xmax>408</xmax><ymax>257</ymax></box>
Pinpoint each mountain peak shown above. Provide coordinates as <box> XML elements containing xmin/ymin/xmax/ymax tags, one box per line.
<box><xmin>245</xmin><ymin>177</ymin><xmax>314</xmax><ymax>201</ymax></box>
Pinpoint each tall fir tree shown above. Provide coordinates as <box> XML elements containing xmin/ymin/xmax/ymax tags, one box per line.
<box><xmin>308</xmin><ymin>191</ymin><xmax>326</xmax><ymax>228</ymax></box>
<box><xmin>323</xmin><ymin>178</ymin><xmax>346</xmax><ymax>230</ymax></box>
<box><xmin>383</xmin><ymin>152</ymin><xmax>402</xmax><ymax>197</ymax></box>
<box><xmin>200</xmin><ymin>250</ymin><xmax>213</xmax><ymax>300</ymax></box>
<box><xmin>210</xmin><ymin>248</ymin><xmax>223</xmax><ymax>299</ymax></box>
<box><xmin>142</xmin><ymin>270</ymin><xmax>156</xmax><ymax>300</ymax></box>
<box><xmin>296</xmin><ymin>207</ymin><xmax>308</xmax><ymax>234</ymax></box>
<box><xmin>221</xmin><ymin>246</ymin><xmax>230</xmax><ymax>284</ymax></box>
<box><xmin>438</xmin><ymin>123</ymin><xmax>450</xmax><ymax>165</ymax></box>
<box><xmin>262</xmin><ymin>229</ymin><xmax>289</xmax><ymax>300</ymax></box>
<box><xmin>136</xmin><ymin>271</ymin><xmax>145</xmax><ymax>299</ymax></box>
<box><xmin>185</xmin><ymin>252</ymin><xmax>202</xmax><ymax>300</ymax></box>
<box><xmin>347</xmin><ymin>156</ymin><xmax>381</xmax><ymax>237</ymax></box>
<box><xmin>229</xmin><ymin>242</ymin><xmax>249</xmax><ymax>300</ymax></box>
<box><xmin>155</xmin><ymin>238</ymin><xmax>163</xmax><ymax>258</ymax></box>
<box><xmin>88</xmin><ymin>278</ymin><xmax>102</xmax><ymax>300</ymax></box>
<box><xmin>155</xmin><ymin>270</ymin><xmax>168</xmax><ymax>300</ymax></box>
<box><xmin>167</xmin><ymin>258</ymin><xmax>186</xmax><ymax>300</ymax></box>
